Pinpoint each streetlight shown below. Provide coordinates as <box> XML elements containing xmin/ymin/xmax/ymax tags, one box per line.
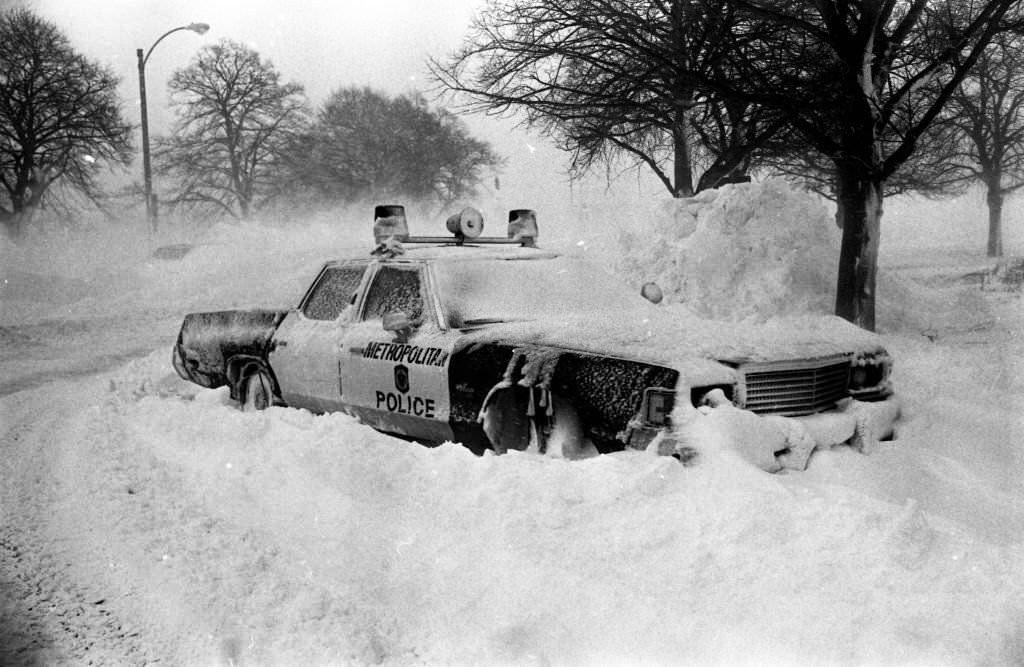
<box><xmin>137</xmin><ymin>22</ymin><xmax>210</xmax><ymax>233</ymax></box>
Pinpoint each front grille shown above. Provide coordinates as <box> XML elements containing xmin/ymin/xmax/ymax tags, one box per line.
<box><xmin>738</xmin><ymin>357</ymin><xmax>850</xmax><ymax>416</ymax></box>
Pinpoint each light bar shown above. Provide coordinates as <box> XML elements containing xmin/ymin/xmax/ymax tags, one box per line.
<box><xmin>371</xmin><ymin>204</ymin><xmax>540</xmax><ymax>248</ymax></box>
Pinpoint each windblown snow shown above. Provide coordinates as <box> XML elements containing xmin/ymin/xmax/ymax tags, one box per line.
<box><xmin>2</xmin><ymin>182</ymin><xmax>1023</xmax><ymax>665</ymax></box>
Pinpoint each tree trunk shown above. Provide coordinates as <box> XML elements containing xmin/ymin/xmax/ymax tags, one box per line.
<box><xmin>0</xmin><ymin>208</ymin><xmax>18</xmax><ymax>237</ymax></box>
<box><xmin>695</xmin><ymin>162</ymin><xmax>729</xmax><ymax>193</ymax></box>
<box><xmin>237</xmin><ymin>196</ymin><xmax>251</xmax><ymax>220</ymax></box>
<box><xmin>2</xmin><ymin>182</ymin><xmax>29</xmax><ymax>238</ymax></box>
<box><xmin>986</xmin><ymin>186</ymin><xmax>1004</xmax><ymax>258</ymax></box>
<box><xmin>669</xmin><ymin>0</ymin><xmax>694</xmax><ymax>199</ymax></box>
<box><xmin>672</xmin><ymin>112</ymin><xmax>695</xmax><ymax>198</ymax></box>
<box><xmin>834</xmin><ymin>166</ymin><xmax>883</xmax><ymax>332</ymax></box>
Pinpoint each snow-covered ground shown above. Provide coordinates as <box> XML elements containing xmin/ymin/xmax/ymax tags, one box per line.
<box><xmin>1</xmin><ymin>183</ymin><xmax>1023</xmax><ymax>665</ymax></box>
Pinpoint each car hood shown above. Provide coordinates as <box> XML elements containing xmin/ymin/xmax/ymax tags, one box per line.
<box><xmin>455</xmin><ymin>304</ymin><xmax>886</xmax><ymax>379</ymax></box>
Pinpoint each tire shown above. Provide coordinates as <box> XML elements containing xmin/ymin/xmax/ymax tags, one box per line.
<box><xmin>241</xmin><ymin>369</ymin><xmax>274</xmax><ymax>411</ymax></box>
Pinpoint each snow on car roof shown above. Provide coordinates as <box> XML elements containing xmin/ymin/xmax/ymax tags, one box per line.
<box><xmin>322</xmin><ymin>242</ymin><xmax>559</xmax><ymax>265</ymax></box>
<box><xmin>394</xmin><ymin>243</ymin><xmax>558</xmax><ymax>262</ymax></box>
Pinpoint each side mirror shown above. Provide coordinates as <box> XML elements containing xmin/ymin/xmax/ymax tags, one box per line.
<box><xmin>641</xmin><ymin>282</ymin><xmax>664</xmax><ymax>304</ymax></box>
<box><xmin>382</xmin><ymin>311</ymin><xmax>414</xmax><ymax>341</ymax></box>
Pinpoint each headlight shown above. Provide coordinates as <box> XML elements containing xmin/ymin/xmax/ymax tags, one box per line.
<box><xmin>641</xmin><ymin>384</ymin><xmax>736</xmax><ymax>426</ymax></box>
<box><xmin>849</xmin><ymin>350</ymin><xmax>893</xmax><ymax>399</ymax></box>
<box><xmin>642</xmin><ymin>387</ymin><xmax>675</xmax><ymax>425</ymax></box>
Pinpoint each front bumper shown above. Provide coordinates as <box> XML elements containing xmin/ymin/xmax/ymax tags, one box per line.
<box><xmin>670</xmin><ymin>395</ymin><xmax>902</xmax><ymax>472</ymax></box>
<box><xmin>792</xmin><ymin>396</ymin><xmax>901</xmax><ymax>449</ymax></box>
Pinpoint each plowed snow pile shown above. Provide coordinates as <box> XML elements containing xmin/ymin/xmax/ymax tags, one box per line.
<box><xmin>2</xmin><ymin>182</ymin><xmax>1023</xmax><ymax>665</ymax></box>
<box><xmin>617</xmin><ymin>180</ymin><xmax>840</xmax><ymax>320</ymax></box>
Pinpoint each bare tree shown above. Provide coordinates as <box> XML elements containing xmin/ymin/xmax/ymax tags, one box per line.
<box><xmin>0</xmin><ymin>8</ymin><xmax>131</xmax><ymax>237</ymax></box>
<box><xmin>154</xmin><ymin>39</ymin><xmax>309</xmax><ymax>220</ymax></box>
<box><xmin>943</xmin><ymin>29</ymin><xmax>1024</xmax><ymax>257</ymax></box>
<box><xmin>284</xmin><ymin>87</ymin><xmax>502</xmax><ymax>207</ymax></box>
<box><xmin>726</xmin><ymin>0</ymin><xmax>1018</xmax><ymax>330</ymax></box>
<box><xmin>766</xmin><ymin>113</ymin><xmax>972</xmax><ymax>202</ymax></box>
<box><xmin>430</xmin><ymin>0</ymin><xmax>791</xmax><ymax>197</ymax></box>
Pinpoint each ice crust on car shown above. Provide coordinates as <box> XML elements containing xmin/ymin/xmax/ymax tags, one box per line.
<box><xmin>436</xmin><ymin>255</ymin><xmax>886</xmax><ymax>371</ymax></box>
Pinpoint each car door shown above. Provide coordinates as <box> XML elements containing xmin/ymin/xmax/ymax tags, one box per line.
<box><xmin>269</xmin><ymin>261</ymin><xmax>368</xmax><ymax>413</ymax></box>
<box><xmin>339</xmin><ymin>261</ymin><xmax>457</xmax><ymax>443</ymax></box>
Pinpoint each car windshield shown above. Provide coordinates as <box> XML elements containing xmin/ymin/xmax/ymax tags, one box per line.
<box><xmin>431</xmin><ymin>256</ymin><xmax>652</xmax><ymax>327</ymax></box>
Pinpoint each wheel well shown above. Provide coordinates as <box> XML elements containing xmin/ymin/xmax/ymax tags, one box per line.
<box><xmin>449</xmin><ymin>343</ymin><xmax>679</xmax><ymax>453</ymax></box>
<box><xmin>226</xmin><ymin>356</ymin><xmax>278</xmax><ymax>401</ymax></box>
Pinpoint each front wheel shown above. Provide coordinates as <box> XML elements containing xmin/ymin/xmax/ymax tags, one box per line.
<box><xmin>241</xmin><ymin>369</ymin><xmax>274</xmax><ymax>411</ymax></box>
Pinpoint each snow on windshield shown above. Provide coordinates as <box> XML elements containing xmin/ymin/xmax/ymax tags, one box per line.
<box><xmin>432</xmin><ymin>255</ymin><xmax>650</xmax><ymax>327</ymax></box>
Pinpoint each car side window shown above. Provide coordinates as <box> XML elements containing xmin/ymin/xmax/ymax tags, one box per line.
<box><xmin>361</xmin><ymin>266</ymin><xmax>424</xmax><ymax>324</ymax></box>
<box><xmin>302</xmin><ymin>265</ymin><xmax>366</xmax><ymax>321</ymax></box>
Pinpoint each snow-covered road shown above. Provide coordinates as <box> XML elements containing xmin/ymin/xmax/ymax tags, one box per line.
<box><xmin>2</xmin><ymin>186</ymin><xmax>1023</xmax><ymax>665</ymax></box>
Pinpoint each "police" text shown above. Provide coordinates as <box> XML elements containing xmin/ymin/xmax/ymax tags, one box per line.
<box><xmin>375</xmin><ymin>391</ymin><xmax>436</xmax><ymax>418</ymax></box>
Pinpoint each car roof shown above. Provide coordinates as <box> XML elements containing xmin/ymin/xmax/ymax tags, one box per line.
<box><xmin>324</xmin><ymin>243</ymin><xmax>561</xmax><ymax>266</ymax></box>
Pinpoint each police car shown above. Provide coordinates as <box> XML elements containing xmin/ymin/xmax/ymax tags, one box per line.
<box><xmin>172</xmin><ymin>205</ymin><xmax>900</xmax><ymax>471</ymax></box>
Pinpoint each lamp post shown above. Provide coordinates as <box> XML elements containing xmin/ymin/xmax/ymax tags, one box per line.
<box><xmin>137</xmin><ymin>22</ymin><xmax>210</xmax><ymax>233</ymax></box>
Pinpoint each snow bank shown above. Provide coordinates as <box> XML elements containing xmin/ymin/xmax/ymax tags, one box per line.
<box><xmin>616</xmin><ymin>180</ymin><xmax>840</xmax><ymax>321</ymax></box>
<box><xmin>4</xmin><ymin>182</ymin><xmax>1024</xmax><ymax>665</ymax></box>
<box><xmin>10</xmin><ymin>347</ymin><xmax>1015</xmax><ymax>664</ymax></box>
<box><xmin>610</xmin><ymin>180</ymin><xmax>1002</xmax><ymax>339</ymax></box>
<box><xmin>14</xmin><ymin>350</ymin><xmax>1009</xmax><ymax>665</ymax></box>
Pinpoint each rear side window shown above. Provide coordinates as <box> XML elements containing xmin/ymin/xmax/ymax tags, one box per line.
<box><xmin>361</xmin><ymin>266</ymin><xmax>424</xmax><ymax>324</ymax></box>
<box><xmin>302</xmin><ymin>265</ymin><xmax>365</xmax><ymax>320</ymax></box>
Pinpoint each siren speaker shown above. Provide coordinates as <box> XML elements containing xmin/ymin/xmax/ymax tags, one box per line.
<box><xmin>445</xmin><ymin>207</ymin><xmax>484</xmax><ymax>238</ymax></box>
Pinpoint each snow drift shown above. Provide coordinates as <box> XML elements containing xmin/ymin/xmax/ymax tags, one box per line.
<box><xmin>2</xmin><ymin>181</ymin><xmax>1023</xmax><ymax>665</ymax></box>
<box><xmin>616</xmin><ymin>180</ymin><xmax>840</xmax><ymax>321</ymax></box>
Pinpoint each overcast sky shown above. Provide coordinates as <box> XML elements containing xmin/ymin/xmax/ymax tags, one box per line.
<box><xmin>37</xmin><ymin>0</ymin><xmax>482</xmax><ymax>117</ymax></box>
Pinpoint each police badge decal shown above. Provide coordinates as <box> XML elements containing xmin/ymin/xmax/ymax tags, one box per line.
<box><xmin>394</xmin><ymin>364</ymin><xmax>410</xmax><ymax>394</ymax></box>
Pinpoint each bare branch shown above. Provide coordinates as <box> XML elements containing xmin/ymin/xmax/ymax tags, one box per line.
<box><xmin>430</xmin><ymin>0</ymin><xmax>789</xmax><ymax>197</ymax></box>
<box><xmin>0</xmin><ymin>8</ymin><xmax>131</xmax><ymax>236</ymax></box>
<box><xmin>155</xmin><ymin>39</ymin><xmax>309</xmax><ymax>220</ymax></box>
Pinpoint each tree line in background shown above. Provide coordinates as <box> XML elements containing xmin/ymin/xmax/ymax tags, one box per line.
<box><xmin>2</xmin><ymin>3</ymin><xmax>1024</xmax><ymax>330</ymax></box>
<box><xmin>0</xmin><ymin>10</ymin><xmax>501</xmax><ymax>236</ymax></box>
<box><xmin>154</xmin><ymin>40</ymin><xmax>501</xmax><ymax>221</ymax></box>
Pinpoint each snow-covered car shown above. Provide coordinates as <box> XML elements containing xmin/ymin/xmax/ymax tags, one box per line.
<box><xmin>172</xmin><ymin>205</ymin><xmax>900</xmax><ymax>471</ymax></box>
